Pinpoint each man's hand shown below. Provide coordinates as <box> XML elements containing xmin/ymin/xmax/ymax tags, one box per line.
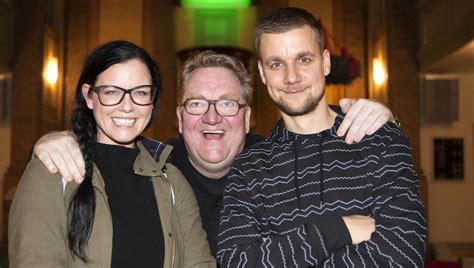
<box><xmin>342</xmin><ymin>215</ymin><xmax>376</xmax><ymax>244</ymax></box>
<box><xmin>33</xmin><ymin>130</ymin><xmax>85</xmax><ymax>183</ymax></box>
<box><xmin>337</xmin><ymin>98</ymin><xmax>395</xmax><ymax>144</ymax></box>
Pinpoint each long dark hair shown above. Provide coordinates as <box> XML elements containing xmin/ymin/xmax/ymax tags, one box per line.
<box><xmin>69</xmin><ymin>40</ymin><xmax>161</xmax><ymax>261</ymax></box>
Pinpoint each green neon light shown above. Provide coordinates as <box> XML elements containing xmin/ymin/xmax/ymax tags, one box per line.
<box><xmin>181</xmin><ymin>0</ymin><xmax>251</xmax><ymax>8</ymax></box>
<box><xmin>195</xmin><ymin>9</ymin><xmax>237</xmax><ymax>46</ymax></box>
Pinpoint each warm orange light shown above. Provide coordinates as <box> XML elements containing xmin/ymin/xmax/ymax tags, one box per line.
<box><xmin>44</xmin><ymin>57</ymin><xmax>58</xmax><ymax>86</ymax></box>
<box><xmin>372</xmin><ymin>57</ymin><xmax>385</xmax><ymax>86</ymax></box>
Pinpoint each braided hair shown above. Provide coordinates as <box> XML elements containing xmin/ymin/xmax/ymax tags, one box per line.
<box><xmin>69</xmin><ymin>40</ymin><xmax>161</xmax><ymax>261</ymax></box>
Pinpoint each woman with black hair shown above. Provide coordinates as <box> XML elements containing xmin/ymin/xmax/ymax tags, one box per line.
<box><xmin>9</xmin><ymin>40</ymin><xmax>215</xmax><ymax>267</ymax></box>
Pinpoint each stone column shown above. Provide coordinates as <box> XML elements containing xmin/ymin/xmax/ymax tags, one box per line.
<box><xmin>63</xmin><ymin>0</ymin><xmax>98</xmax><ymax>128</ymax></box>
<box><xmin>146</xmin><ymin>0</ymin><xmax>178</xmax><ymax>141</ymax></box>
<box><xmin>2</xmin><ymin>0</ymin><xmax>47</xmax><ymax>242</ymax></box>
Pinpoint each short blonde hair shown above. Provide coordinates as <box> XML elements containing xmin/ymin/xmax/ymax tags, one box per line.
<box><xmin>178</xmin><ymin>50</ymin><xmax>253</xmax><ymax>105</ymax></box>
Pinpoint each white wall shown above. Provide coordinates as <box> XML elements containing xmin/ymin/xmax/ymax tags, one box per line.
<box><xmin>420</xmin><ymin>73</ymin><xmax>474</xmax><ymax>242</ymax></box>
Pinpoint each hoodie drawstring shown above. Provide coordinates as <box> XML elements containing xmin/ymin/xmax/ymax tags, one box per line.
<box><xmin>292</xmin><ymin>132</ymin><xmax>327</xmax><ymax>209</ymax></box>
<box><xmin>292</xmin><ymin>135</ymin><xmax>303</xmax><ymax>211</ymax></box>
<box><xmin>319</xmin><ymin>132</ymin><xmax>326</xmax><ymax>205</ymax></box>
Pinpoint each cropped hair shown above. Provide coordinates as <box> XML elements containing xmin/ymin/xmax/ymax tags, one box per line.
<box><xmin>254</xmin><ymin>7</ymin><xmax>325</xmax><ymax>57</ymax></box>
<box><xmin>69</xmin><ymin>40</ymin><xmax>161</xmax><ymax>261</ymax></box>
<box><xmin>178</xmin><ymin>50</ymin><xmax>253</xmax><ymax>105</ymax></box>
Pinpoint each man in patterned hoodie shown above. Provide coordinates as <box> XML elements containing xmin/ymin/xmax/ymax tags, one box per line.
<box><xmin>217</xmin><ymin>7</ymin><xmax>426</xmax><ymax>267</ymax></box>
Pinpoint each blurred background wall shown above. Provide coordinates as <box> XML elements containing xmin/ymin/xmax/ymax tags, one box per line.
<box><xmin>0</xmin><ymin>0</ymin><xmax>473</xmax><ymax>264</ymax></box>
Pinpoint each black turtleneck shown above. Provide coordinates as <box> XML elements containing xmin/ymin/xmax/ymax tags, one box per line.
<box><xmin>94</xmin><ymin>142</ymin><xmax>164</xmax><ymax>268</ymax></box>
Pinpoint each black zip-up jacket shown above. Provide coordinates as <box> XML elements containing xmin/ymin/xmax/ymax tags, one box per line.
<box><xmin>217</xmin><ymin>114</ymin><xmax>427</xmax><ymax>267</ymax></box>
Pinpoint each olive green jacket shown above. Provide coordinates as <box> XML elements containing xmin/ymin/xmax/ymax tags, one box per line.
<box><xmin>9</xmin><ymin>141</ymin><xmax>216</xmax><ymax>268</ymax></box>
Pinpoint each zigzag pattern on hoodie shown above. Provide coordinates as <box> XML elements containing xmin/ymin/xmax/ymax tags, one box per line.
<box><xmin>217</xmin><ymin>114</ymin><xmax>427</xmax><ymax>267</ymax></box>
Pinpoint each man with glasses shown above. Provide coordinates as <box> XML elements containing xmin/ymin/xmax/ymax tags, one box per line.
<box><xmin>33</xmin><ymin>50</ymin><xmax>396</xmax><ymax>257</ymax></box>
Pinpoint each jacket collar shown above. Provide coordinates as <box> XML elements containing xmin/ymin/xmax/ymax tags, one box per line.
<box><xmin>89</xmin><ymin>139</ymin><xmax>173</xmax><ymax>191</ymax></box>
<box><xmin>134</xmin><ymin>139</ymin><xmax>173</xmax><ymax>177</ymax></box>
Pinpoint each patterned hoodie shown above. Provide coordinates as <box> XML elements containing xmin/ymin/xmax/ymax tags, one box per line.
<box><xmin>217</xmin><ymin>114</ymin><xmax>427</xmax><ymax>267</ymax></box>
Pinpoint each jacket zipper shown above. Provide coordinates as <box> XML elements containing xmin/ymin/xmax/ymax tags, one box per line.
<box><xmin>95</xmin><ymin>170</ymin><xmax>114</xmax><ymax>266</ymax></box>
<box><xmin>164</xmin><ymin>172</ymin><xmax>176</xmax><ymax>268</ymax></box>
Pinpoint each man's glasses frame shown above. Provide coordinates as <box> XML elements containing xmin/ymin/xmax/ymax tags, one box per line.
<box><xmin>181</xmin><ymin>98</ymin><xmax>246</xmax><ymax>117</ymax></box>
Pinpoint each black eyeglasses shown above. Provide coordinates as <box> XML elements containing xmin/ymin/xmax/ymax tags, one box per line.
<box><xmin>91</xmin><ymin>85</ymin><xmax>157</xmax><ymax>106</ymax></box>
<box><xmin>181</xmin><ymin>98</ymin><xmax>246</xmax><ymax>117</ymax></box>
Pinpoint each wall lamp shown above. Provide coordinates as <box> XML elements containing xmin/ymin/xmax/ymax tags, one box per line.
<box><xmin>372</xmin><ymin>57</ymin><xmax>386</xmax><ymax>86</ymax></box>
<box><xmin>44</xmin><ymin>56</ymin><xmax>58</xmax><ymax>86</ymax></box>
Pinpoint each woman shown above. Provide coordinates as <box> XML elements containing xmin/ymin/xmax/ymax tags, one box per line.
<box><xmin>9</xmin><ymin>41</ymin><xmax>215</xmax><ymax>267</ymax></box>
